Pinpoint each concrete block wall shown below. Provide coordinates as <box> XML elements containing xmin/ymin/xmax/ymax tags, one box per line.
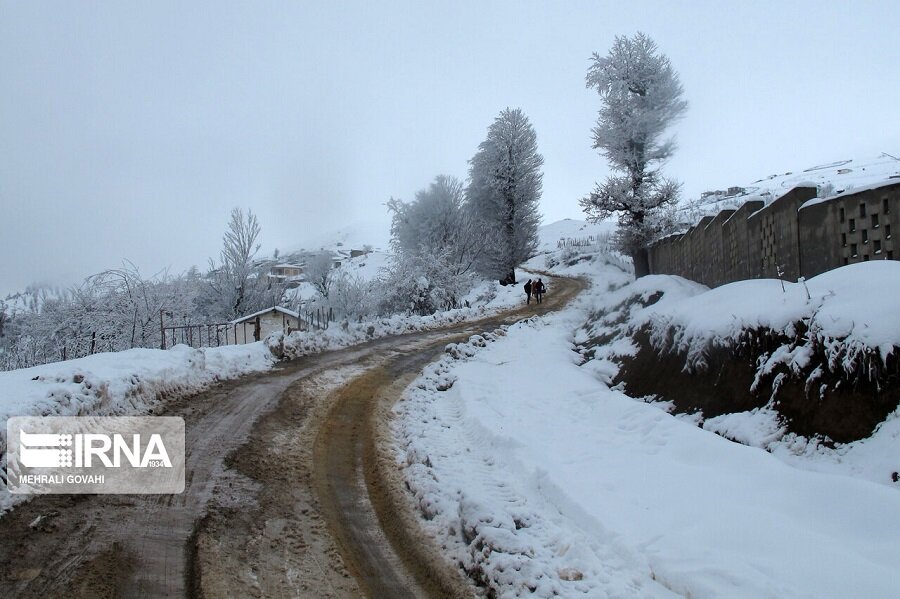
<box><xmin>648</xmin><ymin>182</ymin><xmax>900</xmax><ymax>287</ymax></box>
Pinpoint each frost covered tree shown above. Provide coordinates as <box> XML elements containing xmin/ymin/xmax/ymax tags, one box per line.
<box><xmin>0</xmin><ymin>264</ymin><xmax>206</xmax><ymax>369</ymax></box>
<box><xmin>304</xmin><ymin>251</ymin><xmax>337</xmax><ymax>300</ymax></box>
<box><xmin>199</xmin><ymin>208</ymin><xmax>284</xmax><ymax>320</ymax></box>
<box><xmin>385</xmin><ymin>174</ymin><xmax>496</xmax><ymax>314</ymax></box>
<box><xmin>319</xmin><ymin>272</ymin><xmax>376</xmax><ymax>320</ymax></box>
<box><xmin>581</xmin><ymin>32</ymin><xmax>688</xmax><ymax>277</ymax></box>
<box><xmin>388</xmin><ymin>175</ymin><xmax>491</xmax><ymax>278</ymax></box>
<box><xmin>379</xmin><ymin>252</ymin><xmax>460</xmax><ymax>316</ymax></box>
<box><xmin>467</xmin><ymin>108</ymin><xmax>543</xmax><ymax>284</ymax></box>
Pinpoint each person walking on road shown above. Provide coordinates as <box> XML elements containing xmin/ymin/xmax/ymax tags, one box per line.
<box><xmin>524</xmin><ymin>279</ymin><xmax>533</xmax><ymax>304</ymax></box>
<box><xmin>534</xmin><ymin>278</ymin><xmax>545</xmax><ymax>304</ymax></box>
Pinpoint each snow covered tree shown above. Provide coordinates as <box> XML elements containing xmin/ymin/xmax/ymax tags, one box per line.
<box><xmin>466</xmin><ymin>108</ymin><xmax>543</xmax><ymax>284</ymax></box>
<box><xmin>304</xmin><ymin>251</ymin><xmax>337</xmax><ymax>300</ymax></box>
<box><xmin>379</xmin><ymin>251</ymin><xmax>462</xmax><ymax>316</ymax></box>
<box><xmin>198</xmin><ymin>208</ymin><xmax>284</xmax><ymax>320</ymax></box>
<box><xmin>581</xmin><ymin>32</ymin><xmax>688</xmax><ymax>277</ymax></box>
<box><xmin>320</xmin><ymin>272</ymin><xmax>376</xmax><ymax>320</ymax></box>
<box><xmin>388</xmin><ymin>175</ymin><xmax>492</xmax><ymax>278</ymax></box>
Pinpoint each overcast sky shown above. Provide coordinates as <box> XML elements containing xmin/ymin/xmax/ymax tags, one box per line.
<box><xmin>1</xmin><ymin>1</ymin><xmax>898</xmax><ymax>297</ymax></box>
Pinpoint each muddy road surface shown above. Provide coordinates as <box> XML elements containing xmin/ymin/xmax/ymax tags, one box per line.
<box><xmin>0</xmin><ymin>275</ymin><xmax>583</xmax><ymax>598</ymax></box>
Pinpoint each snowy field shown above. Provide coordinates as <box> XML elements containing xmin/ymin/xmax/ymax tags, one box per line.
<box><xmin>391</xmin><ymin>240</ymin><xmax>900</xmax><ymax>597</ymax></box>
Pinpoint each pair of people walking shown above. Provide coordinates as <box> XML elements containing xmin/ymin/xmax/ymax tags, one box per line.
<box><xmin>524</xmin><ymin>278</ymin><xmax>545</xmax><ymax>305</ymax></box>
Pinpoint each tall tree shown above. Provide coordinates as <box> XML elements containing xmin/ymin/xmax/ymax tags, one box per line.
<box><xmin>466</xmin><ymin>108</ymin><xmax>543</xmax><ymax>284</ymax></box>
<box><xmin>581</xmin><ymin>32</ymin><xmax>688</xmax><ymax>277</ymax></box>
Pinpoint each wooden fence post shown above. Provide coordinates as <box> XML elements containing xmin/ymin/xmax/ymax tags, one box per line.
<box><xmin>160</xmin><ymin>309</ymin><xmax>166</xmax><ymax>350</ymax></box>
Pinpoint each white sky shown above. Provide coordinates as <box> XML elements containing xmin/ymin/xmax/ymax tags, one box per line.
<box><xmin>1</xmin><ymin>1</ymin><xmax>898</xmax><ymax>297</ymax></box>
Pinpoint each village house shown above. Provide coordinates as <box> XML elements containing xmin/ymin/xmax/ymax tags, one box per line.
<box><xmin>230</xmin><ymin>306</ymin><xmax>305</xmax><ymax>343</ymax></box>
<box><xmin>267</xmin><ymin>263</ymin><xmax>304</xmax><ymax>288</ymax></box>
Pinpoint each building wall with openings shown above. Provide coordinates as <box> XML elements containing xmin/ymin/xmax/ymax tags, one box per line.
<box><xmin>647</xmin><ymin>181</ymin><xmax>900</xmax><ymax>287</ymax></box>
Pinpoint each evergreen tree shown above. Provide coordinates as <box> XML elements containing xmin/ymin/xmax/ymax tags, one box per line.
<box><xmin>581</xmin><ymin>32</ymin><xmax>688</xmax><ymax>277</ymax></box>
<box><xmin>467</xmin><ymin>108</ymin><xmax>543</xmax><ymax>284</ymax></box>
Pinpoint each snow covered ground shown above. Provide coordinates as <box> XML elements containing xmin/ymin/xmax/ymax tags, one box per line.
<box><xmin>391</xmin><ymin>237</ymin><xmax>900</xmax><ymax>597</ymax></box>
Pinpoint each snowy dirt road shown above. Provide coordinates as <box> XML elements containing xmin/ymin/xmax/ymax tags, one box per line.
<box><xmin>0</xmin><ymin>274</ymin><xmax>583</xmax><ymax>598</ymax></box>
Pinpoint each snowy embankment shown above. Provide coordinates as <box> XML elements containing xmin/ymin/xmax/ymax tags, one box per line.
<box><xmin>391</xmin><ymin>248</ymin><xmax>900</xmax><ymax>598</ymax></box>
<box><xmin>578</xmin><ymin>260</ymin><xmax>900</xmax><ymax>448</ymax></box>
<box><xmin>622</xmin><ymin>261</ymin><xmax>900</xmax><ymax>369</ymax></box>
<box><xmin>0</xmin><ymin>343</ymin><xmax>274</xmax><ymax>513</ymax></box>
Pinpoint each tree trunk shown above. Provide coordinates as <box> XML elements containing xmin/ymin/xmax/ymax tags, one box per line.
<box><xmin>631</xmin><ymin>247</ymin><xmax>651</xmax><ymax>278</ymax></box>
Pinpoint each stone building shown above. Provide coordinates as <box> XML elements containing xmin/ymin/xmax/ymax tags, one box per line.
<box><xmin>647</xmin><ymin>180</ymin><xmax>900</xmax><ymax>287</ymax></box>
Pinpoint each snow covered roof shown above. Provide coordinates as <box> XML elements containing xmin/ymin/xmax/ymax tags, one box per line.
<box><xmin>230</xmin><ymin>305</ymin><xmax>300</xmax><ymax>325</ymax></box>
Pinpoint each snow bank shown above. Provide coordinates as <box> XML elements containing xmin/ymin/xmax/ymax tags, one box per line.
<box><xmin>638</xmin><ymin>261</ymin><xmax>900</xmax><ymax>364</ymax></box>
<box><xmin>392</xmin><ymin>271</ymin><xmax>900</xmax><ymax>597</ymax></box>
<box><xmin>0</xmin><ymin>342</ymin><xmax>275</xmax><ymax>513</ymax></box>
<box><xmin>573</xmin><ymin>256</ymin><xmax>900</xmax><ymax>474</ymax></box>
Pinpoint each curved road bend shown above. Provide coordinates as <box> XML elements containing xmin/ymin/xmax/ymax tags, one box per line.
<box><xmin>0</xmin><ymin>274</ymin><xmax>584</xmax><ymax>598</ymax></box>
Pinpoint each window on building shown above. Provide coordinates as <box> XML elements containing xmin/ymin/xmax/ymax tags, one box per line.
<box><xmin>859</xmin><ymin>203</ymin><xmax>866</xmax><ymax>217</ymax></box>
<box><xmin>862</xmin><ymin>229</ymin><xmax>869</xmax><ymax>243</ymax></box>
<box><xmin>849</xmin><ymin>218</ymin><xmax>856</xmax><ymax>232</ymax></box>
<box><xmin>843</xmin><ymin>257</ymin><xmax>849</xmax><ymax>265</ymax></box>
<box><xmin>863</xmin><ymin>254</ymin><xmax>870</xmax><ymax>261</ymax></box>
<box><xmin>839</xmin><ymin>207</ymin><xmax>845</xmax><ymax>223</ymax></box>
<box><xmin>841</xmin><ymin>233</ymin><xmax>847</xmax><ymax>246</ymax></box>
<box><xmin>887</xmin><ymin>224</ymin><xmax>892</xmax><ymax>239</ymax></box>
<box><xmin>885</xmin><ymin>198</ymin><xmax>891</xmax><ymax>214</ymax></box>
<box><xmin>871</xmin><ymin>213</ymin><xmax>880</xmax><ymax>228</ymax></box>
<box><xmin>851</xmin><ymin>243</ymin><xmax>858</xmax><ymax>257</ymax></box>
<box><xmin>874</xmin><ymin>240</ymin><xmax>882</xmax><ymax>254</ymax></box>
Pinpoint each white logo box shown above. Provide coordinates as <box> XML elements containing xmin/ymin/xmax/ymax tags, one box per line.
<box><xmin>6</xmin><ymin>416</ymin><xmax>185</xmax><ymax>494</ymax></box>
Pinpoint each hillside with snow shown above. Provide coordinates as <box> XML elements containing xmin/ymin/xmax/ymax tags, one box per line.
<box><xmin>682</xmin><ymin>153</ymin><xmax>900</xmax><ymax>219</ymax></box>
<box><xmin>284</xmin><ymin>217</ymin><xmax>392</xmax><ymax>255</ymax></box>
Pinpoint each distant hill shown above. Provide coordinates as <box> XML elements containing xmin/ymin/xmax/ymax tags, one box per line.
<box><xmin>537</xmin><ymin>219</ymin><xmax>616</xmax><ymax>252</ymax></box>
<box><xmin>284</xmin><ymin>218</ymin><xmax>392</xmax><ymax>255</ymax></box>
